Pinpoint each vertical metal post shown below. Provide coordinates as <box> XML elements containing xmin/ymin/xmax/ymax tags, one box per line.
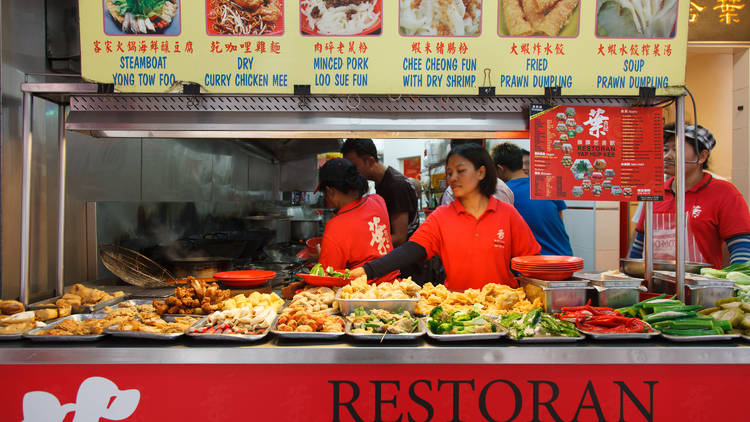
<box><xmin>675</xmin><ymin>96</ymin><xmax>686</xmax><ymax>301</ymax></box>
<box><xmin>56</xmin><ymin>105</ymin><xmax>67</xmax><ymax>296</ymax></box>
<box><xmin>20</xmin><ymin>92</ymin><xmax>33</xmax><ymax>305</ymax></box>
<box><xmin>644</xmin><ymin>202</ymin><xmax>654</xmax><ymax>290</ymax></box>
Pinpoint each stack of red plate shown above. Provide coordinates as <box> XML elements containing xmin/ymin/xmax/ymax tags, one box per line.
<box><xmin>511</xmin><ymin>256</ymin><xmax>584</xmax><ymax>281</ymax></box>
<box><xmin>213</xmin><ymin>270</ymin><xmax>276</xmax><ymax>288</ymax></box>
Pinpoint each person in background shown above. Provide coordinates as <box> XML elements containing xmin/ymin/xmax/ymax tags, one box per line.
<box><xmin>521</xmin><ymin>149</ymin><xmax>531</xmax><ymax>176</ymax></box>
<box><xmin>494</xmin><ymin>142</ymin><xmax>573</xmax><ymax>256</ymax></box>
<box><xmin>316</xmin><ymin>158</ymin><xmax>399</xmax><ymax>283</ymax></box>
<box><xmin>441</xmin><ymin>139</ymin><xmax>514</xmax><ymax>205</ymax></box>
<box><xmin>350</xmin><ymin>144</ymin><xmax>540</xmax><ymax>291</ymax></box>
<box><xmin>629</xmin><ymin>124</ymin><xmax>750</xmax><ymax>268</ymax></box>
<box><xmin>341</xmin><ymin>139</ymin><xmax>419</xmax><ymax>248</ymax></box>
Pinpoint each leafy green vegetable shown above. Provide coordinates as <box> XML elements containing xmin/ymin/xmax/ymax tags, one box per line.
<box><xmin>500</xmin><ymin>310</ymin><xmax>578</xmax><ymax>340</ymax></box>
<box><xmin>114</xmin><ymin>0</ymin><xmax>167</xmax><ymax>18</ymax></box>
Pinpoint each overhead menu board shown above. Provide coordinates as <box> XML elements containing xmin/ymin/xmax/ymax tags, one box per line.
<box><xmin>79</xmin><ymin>0</ymin><xmax>689</xmax><ymax>96</ymax></box>
<box><xmin>529</xmin><ymin>104</ymin><xmax>665</xmax><ymax>202</ymax></box>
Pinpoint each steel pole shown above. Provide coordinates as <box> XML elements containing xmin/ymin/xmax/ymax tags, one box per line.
<box><xmin>645</xmin><ymin>202</ymin><xmax>654</xmax><ymax>290</ymax></box>
<box><xmin>20</xmin><ymin>92</ymin><xmax>33</xmax><ymax>305</ymax></box>
<box><xmin>56</xmin><ymin>105</ymin><xmax>67</xmax><ymax>296</ymax></box>
<box><xmin>675</xmin><ymin>96</ymin><xmax>686</xmax><ymax>301</ymax></box>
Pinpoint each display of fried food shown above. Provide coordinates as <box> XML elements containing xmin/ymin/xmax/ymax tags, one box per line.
<box><xmin>289</xmin><ymin>286</ymin><xmax>340</xmax><ymax>313</ymax></box>
<box><xmin>152</xmin><ymin>278</ymin><xmax>231</xmax><ymax>315</ymax></box>
<box><xmin>415</xmin><ymin>283</ymin><xmax>542</xmax><ymax>316</ymax></box>
<box><xmin>34</xmin><ymin>317</ymin><xmax>112</xmax><ymax>336</ymax></box>
<box><xmin>503</xmin><ymin>0</ymin><xmax>579</xmax><ymax>36</ymax></box>
<box><xmin>222</xmin><ymin>291</ymin><xmax>284</xmax><ymax>312</ymax></box>
<box><xmin>0</xmin><ymin>300</ymin><xmax>25</xmax><ymax>315</ymax></box>
<box><xmin>63</xmin><ymin>284</ymin><xmax>125</xmax><ymax>305</ymax></box>
<box><xmin>338</xmin><ymin>277</ymin><xmax>420</xmax><ymax>300</ymax></box>
<box><xmin>275</xmin><ymin>308</ymin><xmax>345</xmax><ymax>333</ymax></box>
<box><xmin>0</xmin><ymin>311</ymin><xmax>37</xmax><ymax>334</ymax></box>
<box><xmin>113</xmin><ymin>314</ymin><xmax>199</xmax><ymax>334</ymax></box>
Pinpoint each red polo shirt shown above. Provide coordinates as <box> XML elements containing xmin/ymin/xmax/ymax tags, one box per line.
<box><xmin>319</xmin><ymin>194</ymin><xmax>399</xmax><ymax>283</ymax></box>
<box><xmin>410</xmin><ymin>196</ymin><xmax>541</xmax><ymax>291</ymax></box>
<box><xmin>636</xmin><ymin>173</ymin><xmax>750</xmax><ymax>268</ymax></box>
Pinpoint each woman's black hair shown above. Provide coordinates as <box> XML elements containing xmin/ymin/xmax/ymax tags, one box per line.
<box><xmin>318</xmin><ymin>158</ymin><xmax>369</xmax><ymax>198</ymax></box>
<box><xmin>663</xmin><ymin>123</ymin><xmax>709</xmax><ymax>170</ymax></box>
<box><xmin>446</xmin><ymin>143</ymin><xmax>498</xmax><ymax>198</ymax></box>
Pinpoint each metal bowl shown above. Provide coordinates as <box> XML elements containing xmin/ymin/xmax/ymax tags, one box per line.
<box><xmin>620</xmin><ymin>258</ymin><xmax>709</xmax><ymax>278</ymax></box>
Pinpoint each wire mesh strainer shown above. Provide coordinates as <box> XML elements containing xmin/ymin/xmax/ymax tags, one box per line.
<box><xmin>99</xmin><ymin>243</ymin><xmax>174</xmax><ymax>288</ymax></box>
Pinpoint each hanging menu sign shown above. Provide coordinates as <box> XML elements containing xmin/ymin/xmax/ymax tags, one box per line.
<box><xmin>529</xmin><ymin>104</ymin><xmax>664</xmax><ymax>202</ymax></box>
<box><xmin>78</xmin><ymin>0</ymin><xmax>690</xmax><ymax>95</ymax></box>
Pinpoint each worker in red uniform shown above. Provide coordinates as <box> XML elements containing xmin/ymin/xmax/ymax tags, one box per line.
<box><xmin>317</xmin><ymin>158</ymin><xmax>399</xmax><ymax>283</ymax></box>
<box><xmin>629</xmin><ymin>124</ymin><xmax>750</xmax><ymax>268</ymax></box>
<box><xmin>350</xmin><ymin>144</ymin><xmax>540</xmax><ymax>290</ymax></box>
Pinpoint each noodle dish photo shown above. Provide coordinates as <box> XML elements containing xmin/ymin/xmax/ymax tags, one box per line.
<box><xmin>207</xmin><ymin>0</ymin><xmax>284</xmax><ymax>35</ymax></box>
<box><xmin>300</xmin><ymin>0</ymin><xmax>383</xmax><ymax>36</ymax></box>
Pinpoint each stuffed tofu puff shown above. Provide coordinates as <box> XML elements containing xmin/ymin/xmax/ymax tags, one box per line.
<box><xmin>501</xmin><ymin>0</ymin><xmax>579</xmax><ymax>36</ymax></box>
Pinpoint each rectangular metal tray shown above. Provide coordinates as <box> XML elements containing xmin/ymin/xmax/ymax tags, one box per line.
<box><xmin>24</xmin><ymin>314</ymin><xmax>109</xmax><ymax>342</ymax></box>
<box><xmin>335</xmin><ymin>291</ymin><xmax>420</xmax><ymax>316</ymax></box>
<box><xmin>654</xmin><ymin>271</ymin><xmax>735</xmax><ymax>287</ymax></box>
<box><xmin>104</xmin><ymin>315</ymin><xmax>199</xmax><ymax>340</ymax></box>
<box><xmin>186</xmin><ymin>315</ymin><xmax>276</xmax><ymax>342</ymax></box>
<box><xmin>270</xmin><ymin>315</ymin><xmax>345</xmax><ymax>339</ymax></box>
<box><xmin>574</xmin><ymin>272</ymin><xmax>644</xmax><ymax>288</ymax></box>
<box><xmin>741</xmin><ymin>335</ymin><xmax>750</xmax><ymax>342</ymax></box>
<box><xmin>518</xmin><ymin>276</ymin><xmax>589</xmax><ymax>288</ymax></box>
<box><xmin>118</xmin><ymin>298</ymin><xmax>158</xmax><ymax>307</ymax></box>
<box><xmin>28</xmin><ymin>292</ymin><xmax>130</xmax><ymax>314</ymax></box>
<box><xmin>345</xmin><ymin>320</ymin><xmax>425</xmax><ymax>341</ymax></box>
<box><xmin>660</xmin><ymin>333</ymin><xmax>741</xmax><ymax>342</ymax></box>
<box><xmin>513</xmin><ymin>334</ymin><xmax>585</xmax><ymax>343</ymax></box>
<box><xmin>578</xmin><ymin>328</ymin><xmax>660</xmax><ymax>340</ymax></box>
<box><xmin>425</xmin><ymin>319</ymin><xmax>507</xmax><ymax>342</ymax></box>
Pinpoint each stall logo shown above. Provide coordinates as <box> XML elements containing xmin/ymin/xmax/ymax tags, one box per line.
<box><xmin>21</xmin><ymin>376</ymin><xmax>140</xmax><ymax>422</ymax></box>
<box><xmin>584</xmin><ymin>108</ymin><xmax>609</xmax><ymax>138</ymax></box>
<box><xmin>691</xmin><ymin>205</ymin><xmax>703</xmax><ymax>218</ymax></box>
<box><xmin>494</xmin><ymin>229</ymin><xmax>506</xmax><ymax>248</ymax></box>
<box><xmin>368</xmin><ymin>216</ymin><xmax>390</xmax><ymax>255</ymax></box>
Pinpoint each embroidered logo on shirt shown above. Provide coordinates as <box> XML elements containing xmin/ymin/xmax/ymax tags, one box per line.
<box><xmin>494</xmin><ymin>229</ymin><xmax>506</xmax><ymax>248</ymax></box>
<box><xmin>368</xmin><ymin>216</ymin><xmax>390</xmax><ymax>255</ymax></box>
<box><xmin>691</xmin><ymin>205</ymin><xmax>703</xmax><ymax>219</ymax></box>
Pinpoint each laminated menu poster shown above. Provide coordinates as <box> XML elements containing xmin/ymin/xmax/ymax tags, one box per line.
<box><xmin>529</xmin><ymin>104</ymin><xmax>664</xmax><ymax>202</ymax></box>
<box><xmin>78</xmin><ymin>0</ymin><xmax>690</xmax><ymax>95</ymax></box>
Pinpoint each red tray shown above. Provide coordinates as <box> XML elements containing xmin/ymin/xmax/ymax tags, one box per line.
<box><xmin>297</xmin><ymin>273</ymin><xmax>350</xmax><ymax>287</ymax></box>
<box><xmin>213</xmin><ymin>270</ymin><xmax>276</xmax><ymax>281</ymax></box>
<box><xmin>512</xmin><ymin>255</ymin><xmax>584</xmax><ymax>266</ymax></box>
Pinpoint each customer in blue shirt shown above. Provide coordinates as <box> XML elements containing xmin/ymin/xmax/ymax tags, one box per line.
<box><xmin>493</xmin><ymin>142</ymin><xmax>573</xmax><ymax>256</ymax></box>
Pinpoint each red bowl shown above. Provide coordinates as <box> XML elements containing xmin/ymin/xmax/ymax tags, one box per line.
<box><xmin>297</xmin><ymin>273</ymin><xmax>350</xmax><ymax>287</ymax></box>
<box><xmin>518</xmin><ymin>270</ymin><xmax>577</xmax><ymax>281</ymax></box>
<box><xmin>300</xmin><ymin>0</ymin><xmax>382</xmax><ymax>35</ymax></box>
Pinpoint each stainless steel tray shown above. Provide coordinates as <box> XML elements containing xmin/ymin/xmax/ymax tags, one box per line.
<box><xmin>104</xmin><ymin>315</ymin><xmax>199</xmax><ymax>340</ymax></box>
<box><xmin>660</xmin><ymin>333</ymin><xmax>741</xmax><ymax>342</ymax></box>
<box><xmin>345</xmin><ymin>320</ymin><xmax>424</xmax><ymax>341</ymax></box>
<box><xmin>118</xmin><ymin>298</ymin><xmax>158</xmax><ymax>307</ymax></box>
<box><xmin>0</xmin><ymin>333</ymin><xmax>25</xmax><ymax>340</ymax></box>
<box><xmin>514</xmin><ymin>334</ymin><xmax>585</xmax><ymax>343</ymax></box>
<box><xmin>29</xmin><ymin>293</ymin><xmax>129</xmax><ymax>314</ymax></box>
<box><xmin>741</xmin><ymin>335</ymin><xmax>750</xmax><ymax>342</ymax></box>
<box><xmin>335</xmin><ymin>291</ymin><xmax>420</xmax><ymax>316</ymax></box>
<box><xmin>425</xmin><ymin>319</ymin><xmax>506</xmax><ymax>342</ymax></box>
<box><xmin>270</xmin><ymin>315</ymin><xmax>345</xmax><ymax>339</ymax></box>
<box><xmin>24</xmin><ymin>314</ymin><xmax>109</xmax><ymax>342</ymax></box>
<box><xmin>578</xmin><ymin>328</ymin><xmax>659</xmax><ymax>340</ymax></box>
<box><xmin>518</xmin><ymin>276</ymin><xmax>589</xmax><ymax>288</ymax></box>
<box><xmin>187</xmin><ymin>316</ymin><xmax>275</xmax><ymax>342</ymax></box>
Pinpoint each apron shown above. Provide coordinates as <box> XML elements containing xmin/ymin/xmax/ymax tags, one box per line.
<box><xmin>651</xmin><ymin>211</ymin><xmax>706</xmax><ymax>263</ymax></box>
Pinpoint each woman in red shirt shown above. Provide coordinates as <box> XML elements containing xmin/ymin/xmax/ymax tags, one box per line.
<box><xmin>317</xmin><ymin>158</ymin><xmax>399</xmax><ymax>283</ymax></box>
<box><xmin>350</xmin><ymin>144</ymin><xmax>540</xmax><ymax>290</ymax></box>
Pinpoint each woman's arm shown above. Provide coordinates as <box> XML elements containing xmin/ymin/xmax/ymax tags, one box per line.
<box><xmin>629</xmin><ymin>230</ymin><xmax>644</xmax><ymax>259</ymax></box>
<box><xmin>362</xmin><ymin>242</ymin><xmax>427</xmax><ymax>279</ymax></box>
<box><xmin>727</xmin><ymin>234</ymin><xmax>750</xmax><ymax>264</ymax></box>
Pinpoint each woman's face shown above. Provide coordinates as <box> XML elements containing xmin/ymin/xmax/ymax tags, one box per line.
<box><xmin>446</xmin><ymin>154</ymin><xmax>485</xmax><ymax>198</ymax></box>
<box><xmin>663</xmin><ymin>136</ymin><xmax>706</xmax><ymax>177</ymax></box>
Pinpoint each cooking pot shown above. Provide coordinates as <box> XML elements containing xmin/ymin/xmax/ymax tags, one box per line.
<box><xmin>620</xmin><ymin>258</ymin><xmax>709</xmax><ymax>278</ymax></box>
<box><xmin>291</xmin><ymin>219</ymin><xmax>320</xmax><ymax>241</ymax></box>
<box><xmin>243</xmin><ymin>215</ymin><xmax>291</xmax><ymax>243</ymax></box>
<box><xmin>166</xmin><ymin>257</ymin><xmax>232</xmax><ymax>278</ymax></box>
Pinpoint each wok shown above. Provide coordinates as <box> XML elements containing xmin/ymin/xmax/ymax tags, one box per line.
<box><xmin>620</xmin><ymin>258</ymin><xmax>710</xmax><ymax>278</ymax></box>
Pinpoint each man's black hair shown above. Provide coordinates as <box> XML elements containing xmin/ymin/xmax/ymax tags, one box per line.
<box><xmin>341</xmin><ymin>138</ymin><xmax>378</xmax><ymax>160</ymax></box>
<box><xmin>492</xmin><ymin>142</ymin><xmax>524</xmax><ymax>172</ymax></box>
